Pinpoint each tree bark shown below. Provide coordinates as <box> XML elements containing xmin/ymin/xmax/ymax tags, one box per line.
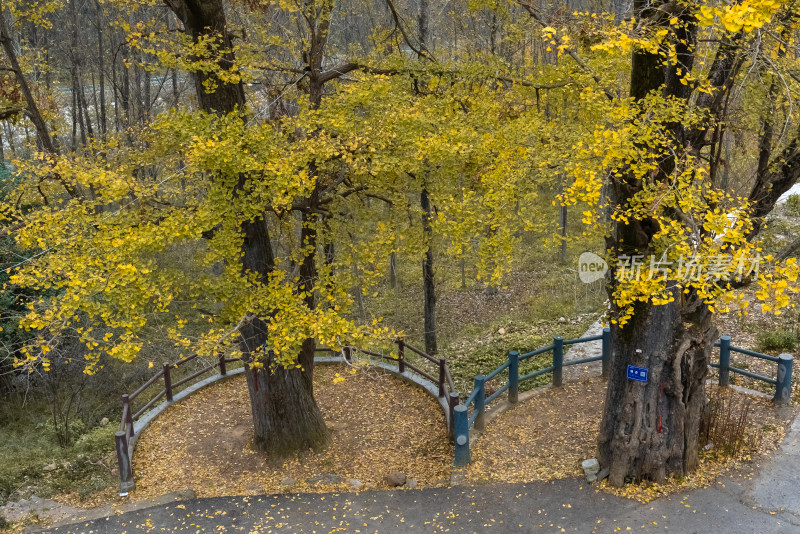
<box><xmin>0</xmin><ymin>2</ymin><xmax>59</xmax><ymax>155</ymax></box>
<box><xmin>418</xmin><ymin>0</ymin><xmax>437</xmax><ymax>354</ymax></box>
<box><xmin>389</xmin><ymin>251</ymin><xmax>397</xmax><ymax>288</ymax></box>
<box><xmin>163</xmin><ymin>0</ymin><xmax>327</xmax><ymax>457</ymax></box>
<box><xmin>599</xmin><ymin>290</ymin><xmax>715</xmax><ymax>485</ymax></box>
<box><xmin>421</xmin><ymin>186</ymin><xmax>437</xmax><ymax>354</ymax></box>
<box><xmin>599</xmin><ymin>0</ymin><xmax>713</xmax><ymax>485</ymax></box>
<box><xmin>95</xmin><ymin>0</ymin><xmax>107</xmax><ymax>137</ymax></box>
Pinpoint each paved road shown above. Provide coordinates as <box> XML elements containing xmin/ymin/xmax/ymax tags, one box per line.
<box><xmin>40</xmin><ymin>402</ymin><xmax>800</xmax><ymax>534</ymax></box>
<box><xmin>41</xmin><ymin>472</ymin><xmax>799</xmax><ymax>534</ymax></box>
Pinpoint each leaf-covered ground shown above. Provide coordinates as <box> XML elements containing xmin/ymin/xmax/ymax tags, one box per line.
<box><xmin>462</xmin><ymin>376</ymin><xmax>795</xmax><ymax>503</ymax></box>
<box><xmin>464</xmin><ymin>378</ymin><xmax>607</xmax><ymax>485</ymax></box>
<box><xmin>131</xmin><ymin>364</ymin><xmax>451</xmax><ymax>500</ymax></box>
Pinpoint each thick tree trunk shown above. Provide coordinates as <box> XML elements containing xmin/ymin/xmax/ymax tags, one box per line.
<box><xmin>599</xmin><ymin>0</ymin><xmax>713</xmax><ymax>485</ymax></box>
<box><xmin>598</xmin><ymin>291</ymin><xmax>716</xmax><ymax>485</ymax></box>
<box><xmin>245</xmin><ymin>339</ymin><xmax>326</xmax><ymax>456</ymax></box>
<box><xmin>163</xmin><ymin>0</ymin><xmax>327</xmax><ymax>457</ymax></box>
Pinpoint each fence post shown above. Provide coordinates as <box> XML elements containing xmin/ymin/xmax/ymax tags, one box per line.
<box><xmin>774</xmin><ymin>353</ymin><xmax>793</xmax><ymax>404</ymax></box>
<box><xmin>163</xmin><ymin>364</ymin><xmax>173</xmax><ymax>402</ymax></box>
<box><xmin>448</xmin><ymin>391</ymin><xmax>459</xmax><ymax>438</ymax></box>
<box><xmin>218</xmin><ymin>353</ymin><xmax>227</xmax><ymax>376</ymax></box>
<box><xmin>553</xmin><ymin>337</ymin><xmax>564</xmax><ymax>387</ymax></box>
<box><xmin>508</xmin><ymin>351</ymin><xmax>519</xmax><ymax>404</ymax></box>
<box><xmin>122</xmin><ymin>394</ymin><xmax>133</xmax><ymax>438</ymax></box>
<box><xmin>601</xmin><ymin>327</ymin><xmax>611</xmax><ymax>378</ymax></box>
<box><xmin>344</xmin><ymin>346</ymin><xmax>352</xmax><ymax>363</ymax></box>
<box><xmin>474</xmin><ymin>375</ymin><xmax>486</xmax><ymax>431</ymax></box>
<box><xmin>397</xmin><ymin>339</ymin><xmax>405</xmax><ymax>374</ymax></box>
<box><xmin>719</xmin><ymin>335</ymin><xmax>731</xmax><ymax>387</ymax></box>
<box><xmin>438</xmin><ymin>359</ymin><xmax>446</xmax><ymax>397</ymax></box>
<box><xmin>453</xmin><ymin>405</ymin><xmax>470</xmax><ymax>466</ymax></box>
<box><xmin>114</xmin><ymin>431</ymin><xmax>135</xmax><ymax>494</ymax></box>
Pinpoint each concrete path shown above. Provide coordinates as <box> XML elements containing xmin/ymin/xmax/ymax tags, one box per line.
<box><xmin>34</xmin><ymin>418</ymin><xmax>800</xmax><ymax>533</ymax></box>
<box><xmin>38</xmin><ymin>471</ymin><xmax>800</xmax><ymax>534</ymax></box>
<box><xmin>39</xmin><ymin>418</ymin><xmax>800</xmax><ymax>534</ymax></box>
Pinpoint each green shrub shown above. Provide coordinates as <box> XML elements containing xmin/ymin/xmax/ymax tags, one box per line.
<box><xmin>756</xmin><ymin>329</ymin><xmax>798</xmax><ymax>353</ymax></box>
<box><xmin>786</xmin><ymin>194</ymin><xmax>800</xmax><ymax>216</ymax></box>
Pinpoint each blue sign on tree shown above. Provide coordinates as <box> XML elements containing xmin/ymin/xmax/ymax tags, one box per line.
<box><xmin>627</xmin><ymin>364</ymin><xmax>648</xmax><ymax>383</ymax></box>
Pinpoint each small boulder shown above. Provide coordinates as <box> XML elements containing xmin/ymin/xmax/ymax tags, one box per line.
<box><xmin>581</xmin><ymin>458</ymin><xmax>600</xmax><ymax>482</ymax></box>
<box><xmin>385</xmin><ymin>471</ymin><xmax>406</xmax><ymax>487</ymax></box>
<box><xmin>280</xmin><ymin>477</ymin><xmax>296</xmax><ymax>486</ymax></box>
<box><xmin>43</xmin><ymin>464</ymin><xmax>57</xmax><ymax>472</ymax></box>
<box><xmin>558</xmin><ymin>316</ymin><xmax>567</xmax><ymax>323</ymax></box>
<box><xmin>346</xmin><ymin>479</ymin><xmax>363</xmax><ymax>490</ymax></box>
<box><xmin>405</xmin><ymin>478</ymin><xmax>418</xmax><ymax>489</ymax></box>
<box><xmin>100</xmin><ymin>417</ymin><xmax>109</xmax><ymax>427</ymax></box>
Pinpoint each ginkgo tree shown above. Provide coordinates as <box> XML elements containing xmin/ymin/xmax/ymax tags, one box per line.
<box><xmin>7</xmin><ymin>0</ymin><xmax>800</xmax><ymax>489</ymax></box>
<box><xmin>2</xmin><ymin>0</ymin><xmax>569</xmax><ymax>458</ymax></box>
<box><xmin>544</xmin><ymin>0</ymin><xmax>800</xmax><ymax>485</ymax></box>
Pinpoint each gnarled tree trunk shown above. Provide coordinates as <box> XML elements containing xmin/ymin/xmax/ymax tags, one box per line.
<box><xmin>599</xmin><ymin>291</ymin><xmax>716</xmax><ymax>485</ymax></box>
<box><xmin>598</xmin><ymin>0</ymin><xmax>711</xmax><ymax>485</ymax></box>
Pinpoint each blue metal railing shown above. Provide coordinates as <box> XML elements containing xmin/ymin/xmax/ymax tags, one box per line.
<box><xmin>453</xmin><ymin>327</ymin><xmax>611</xmax><ymax>466</ymax></box>
<box><xmin>711</xmin><ymin>335</ymin><xmax>793</xmax><ymax>402</ymax></box>
<box><xmin>451</xmin><ymin>330</ymin><xmax>793</xmax><ymax>467</ymax></box>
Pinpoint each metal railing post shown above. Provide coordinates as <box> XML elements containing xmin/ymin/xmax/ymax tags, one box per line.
<box><xmin>218</xmin><ymin>353</ymin><xmax>227</xmax><ymax>376</ymax></box>
<box><xmin>453</xmin><ymin>405</ymin><xmax>470</xmax><ymax>466</ymax></box>
<box><xmin>448</xmin><ymin>391</ymin><xmax>459</xmax><ymax>438</ymax></box>
<box><xmin>601</xmin><ymin>327</ymin><xmax>611</xmax><ymax>378</ymax></box>
<box><xmin>508</xmin><ymin>351</ymin><xmax>519</xmax><ymax>404</ymax></box>
<box><xmin>115</xmin><ymin>430</ymin><xmax>135</xmax><ymax>494</ymax></box>
<box><xmin>397</xmin><ymin>339</ymin><xmax>405</xmax><ymax>374</ymax></box>
<box><xmin>122</xmin><ymin>394</ymin><xmax>133</xmax><ymax>438</ymax></box>
<box><xmin>163</xmin><ymin>364</ymin><xmax>173</xmax><ymax>402</ymax></box>
<box><xmin>438</xmin><ymin>359</ymin><xmax>446</xmax><ymax>397</ymax></box>
<box><xmin>553</xmin><ymin>337</ymin><xmax>564</xmax><ymax>387</ymax></box>
<box><xmin>344</xmin><ymin>346</ymin><xmax>352</xmax><ymax>363</ymax></box>
<box><xmin>474</xmin><ymin>375</ymin><xmax>486</xmax><ymax>431</ymax></box>
<box><xmin>774</xmin><ymin>353</ymin><xmax>793</xmax><ymax>404</ymax></box>
<box><xmin>719</xmin><ymin>335</ymin><xmax>731</xmax><ymax>387</ymax></box>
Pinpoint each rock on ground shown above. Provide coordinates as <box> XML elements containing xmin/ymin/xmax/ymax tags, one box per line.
<box><xmin>385</xmin><ymin>472</ymin><xmax>406</xmax><ymax>487</ymax></box>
